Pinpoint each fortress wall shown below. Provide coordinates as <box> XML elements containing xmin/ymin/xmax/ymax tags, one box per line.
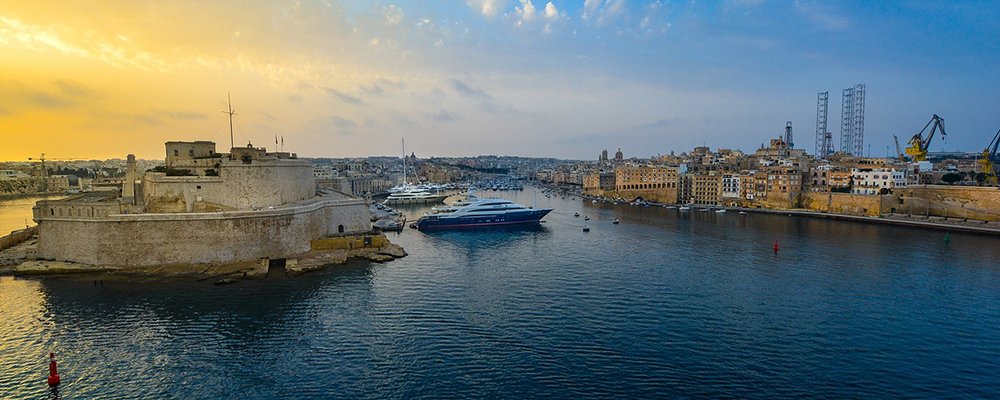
<box><xmin>35</xmin><ymin>198</ymin><xmax>369</xmax><ymax>267</ymax></box>
<box><xmin>220</xmin><ymin>162</ymin><xmax>315</xmax><ymax>210</ymax></box>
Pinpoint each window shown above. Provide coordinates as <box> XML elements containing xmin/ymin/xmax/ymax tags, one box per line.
<box><xmin>196</xmin><ymin>185</ymin><xmax>202</xmax><ymax>189</ymax></box>
<box><xmin>173</xmin><ymin>149</ymin><xmax>179</xmax><ymax>156</ymax></box>
<box><xmin>189</xmin><ymin>149</ymin><xmax>195</xmax><ymax>156</ymax></box>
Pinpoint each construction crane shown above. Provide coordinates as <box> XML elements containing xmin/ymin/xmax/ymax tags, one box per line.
<box><xmin>905</xmin><ymin>114</ymin><xmax>946</xmax><ymax>162</ymax></box>
<box><xmin>892</xmin><ymin>135</ymin><xmax>906</xmax><ymax>161</ymax></box>
<box><xmin>979</xmin><ymin>128</ymin><xmax>1000</xmax><ymax>185</ymax></box>
<box><xmin>27</xmin><ymin>153</ymin><xmax>86</xmax><ymax>192</ymax></box>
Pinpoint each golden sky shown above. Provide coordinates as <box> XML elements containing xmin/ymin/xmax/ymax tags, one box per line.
<box><xmin>2</xmin><ymin>1</ymin><xmax>996</xmax><ymax>161</ymax></box>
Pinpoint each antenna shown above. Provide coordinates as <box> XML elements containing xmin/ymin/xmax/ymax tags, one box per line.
<box><xmin>223</xmin><ymin>93</ymin><xmax>238</xmax><ymax>149</ymax></box>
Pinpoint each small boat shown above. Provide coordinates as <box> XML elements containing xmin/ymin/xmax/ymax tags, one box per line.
<box><xmin>738</xmin><ymin>211</ymin><xmax>747</xmax><ymax>215</ymax></box>
<box><xmin>612</xmin><ymin>218</ymin><xmax>620</xmax><ymax>224</ymax></box>
<box><xmin>592</xmin><ymin>200</ymin><xmax>598</xmax><ymax>204</ymax></box>
<box><xmin>584</xmin><ymin>216</ymin><xmax>590</xmax><ymax>221</ymax></box>
<box><xmin>716</xmin><ymin>209</ymin><xmax>726</xmax><ymax>214</ymax></box>
<box><xmin>574</xmin><ymin>212</ymin><xmax>580</xmax><ymax>217</ymax></box>
<box><xmin>679</xmin><ymin>206</ymin><xmax>690</xmax><ymax>211</ymax></box>
<box><xmin>582</xmin><ymin>226</ymin><xmax>590</xmax><ymax>232</ymax></box>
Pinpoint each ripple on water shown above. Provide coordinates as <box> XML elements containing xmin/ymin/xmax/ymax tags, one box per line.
<box><xmin>2</xmin><ymin>190</ymin><xmax>1000</xmax><ymax>398</ymax></box>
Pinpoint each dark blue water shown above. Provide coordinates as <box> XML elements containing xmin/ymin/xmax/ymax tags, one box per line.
<box><xmin>2</xmin><ymin>188</ymin><xmax>1000</xmax><ymax>399</ymax></box>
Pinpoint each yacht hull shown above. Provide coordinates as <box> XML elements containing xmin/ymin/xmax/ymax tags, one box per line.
<box><xmin>416</xmin><ymin>209</ymin><xmax>551</xmax><ymax>231</ymax></box>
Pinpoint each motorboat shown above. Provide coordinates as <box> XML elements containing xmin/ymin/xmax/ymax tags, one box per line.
<box><xmin>383</xmin><ymin>186</ymin><xmax>448</xmax><ymax>205</ymax></box>
<box><xmin>574</xmin><ymin>212</ymin><xmax>580</xmax><ymax>217</ymax></box>
<box><xmin>716</xmin><ymin>209</ymin><xmax>727</xmax><ymax>213</ymax></box>
<box><xmin>584</xmin><ymin>216</ymin><xmax>590</xmax><ymax>221</ymax></box>
<box><xmin>582</xmin><ymin>226</ymin><xmax>590</xmax><ymax>232</ymax></box>
<box><xmin>679</xmin><ymin>206</ymin><xmax>691</xmax><ymax>211</ymax></box>
<box><xmin>612</xmin><ymin>218</ymin><xmax>620</xmax><ymax>224</ymax></box>
<box><xmin>414</xmin><ymin>198</ymin><xmax>552</xmax><ymax>231</ymax></box>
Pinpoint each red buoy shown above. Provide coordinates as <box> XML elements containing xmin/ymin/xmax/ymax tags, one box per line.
<box><xmin>773</xmin><ymin>241</ymin><xmax>779</xmax><ymax>254</ymax></box>
<box><xmin>47</xmin><ymin>353</ymin><xmax>60</xmax><ymax>386</ymax></box>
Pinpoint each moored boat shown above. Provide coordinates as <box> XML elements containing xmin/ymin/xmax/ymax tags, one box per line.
<box><xmin>414</xmin><ymin>198</ymin><xmax>552</xmax><ymax>231</ymax></box>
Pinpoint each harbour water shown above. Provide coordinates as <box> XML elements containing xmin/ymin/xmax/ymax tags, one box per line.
<box><xmin>2</xmin><ymin>188</ymin><xmax>1000</xmax><ymax>398</ymax></box>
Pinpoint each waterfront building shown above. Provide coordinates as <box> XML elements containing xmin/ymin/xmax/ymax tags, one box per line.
<box><xmin>851</xmin><ymin>168</ymin><xmax>908</xmax><ymax>195</ymax></box>
<box><xmin>692</xmin><ymin>173</ymin><xmax>722</xmax><ymax>206</ymax></box>
<box><xmin>613</xmin><ymin>165</ymin><xmax>679</xmax><ymax>203</ymax></box>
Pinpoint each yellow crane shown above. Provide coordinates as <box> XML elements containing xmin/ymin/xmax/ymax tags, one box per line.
<box><xmin>27</xmin><ymin>153</ymin><xmax>87</xmax><ymax>192</ymax></box>
<box><xmin>979</xmin><ymin>129</ymin><xmax>1000</xmax><ymax>186</ymax></box>
<box><xmin>905</xmin><ymin>114</ymin><xmax>946</xmax><ymax>162</ymax></box>
<box><xmin>892</xmin><ymin>135</ymin><xmax>906</xmax><ymax>161</ymax></box>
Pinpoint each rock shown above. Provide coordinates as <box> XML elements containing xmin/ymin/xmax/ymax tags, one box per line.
<box><xmin>243</xmin><ymin>259</ymin><xmax>270</xmax><ymax>279</ymax></box>
<box><xmin>377</xmin><ymin>244</ymin><xmax>407</xmax><ymax>258</ymax></box>
<box><xmin>14</xmin><ymin>260</ymin><xmax>119</xmax><ymax>275</ymax></box>
<box><xmin>353</xmin><ymin>251</ymin><xmax>394</xmax><ymax>263</ymax></box>
<box><xmin>214</xmin><ymin>278</ymin><xmax>238</xmax><ymax>285</ymax></box>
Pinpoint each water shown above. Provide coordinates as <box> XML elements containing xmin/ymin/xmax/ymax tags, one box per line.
<box><xmin>2</xmin><ymin>188</ymin><xmax>1000</xmax><ymax>399</ymax></box>
<box><xmin>0</xmin><ymin>195</ymin><xmax>61</xmax><ymax>235</ymax></box>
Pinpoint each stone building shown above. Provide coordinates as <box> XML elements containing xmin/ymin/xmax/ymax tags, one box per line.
<box><xmin>32</xmin><ymin>140</ymin><xmax>369</xmax><ymax>268</ymax></box>
<box><xmin>612</xmin><ymin>165</ymin><xmax>679</xmax><ymax>203</ymax></box>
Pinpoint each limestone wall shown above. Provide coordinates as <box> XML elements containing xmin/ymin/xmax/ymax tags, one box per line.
<box><xmin>219</xmin><ymin>161</ymin><xmax>315</xmax><ymax>210</ymax></box>
<box><xmin>892</xmin><ymin>185</ymin><xmax>1000</xmax><ymax>221</ymax></box>
<box><xmin>801</xmin><ymin>192</ymin><xmax>882</xmax><ymax>217</ymax></box>
<box><xmin>0</xmin><ymin>226</ymin><xmax>37</xmax><ymax>251</ymax></box>
<box><xmin>142</xmin><ymin>160</ymin><xmax>314</xmax><ymax>212</ymax></box>
<box><xmin>35</xmin><ymin>198</ymin><xmax>370</xmax><ymax>267</ymax></box>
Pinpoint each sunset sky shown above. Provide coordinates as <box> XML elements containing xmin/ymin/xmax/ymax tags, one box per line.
<box><xmin>1</xmin><ymin>1</ymin><xmax>998</xmax><ymax>161</ymax></box>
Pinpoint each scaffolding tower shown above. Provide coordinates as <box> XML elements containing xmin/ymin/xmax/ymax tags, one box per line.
<box><xmin>839</xmin><ymin>84</ymin><xmax>866</xmax><ymax>156</ymax></box>
<box><xmin>785</xmin><ymin>121</ymin><xmax>793</xmax><ymax>148</ymax></box>
<box><xmin>815</xmin><ymin>91</ymin><xmax>830</xmax><ymax>158</ymax></box>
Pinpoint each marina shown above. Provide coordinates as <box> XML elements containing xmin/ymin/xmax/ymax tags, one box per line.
<box><xmin>2</xmin><ymin>187</ymin><xmax>1000</xmax><ymax>398</ymax></box>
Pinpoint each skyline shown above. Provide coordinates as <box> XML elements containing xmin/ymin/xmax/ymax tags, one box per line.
<box><xmin>1</xmin><ymin>1</ymin><xmax>998</xmax><ymax>161</ymax></box>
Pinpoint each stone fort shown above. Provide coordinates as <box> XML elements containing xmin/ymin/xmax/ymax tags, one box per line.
<box><xmin>32</xmin><ymin>141</ymin><xmax>370</xmax><ymax>267</ymax></box>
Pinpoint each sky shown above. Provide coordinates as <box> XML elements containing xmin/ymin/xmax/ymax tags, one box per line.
<box><xmin>1</xmin><ymin>0</ymin><xmax>998</xmax><ymax>161</ymax></box>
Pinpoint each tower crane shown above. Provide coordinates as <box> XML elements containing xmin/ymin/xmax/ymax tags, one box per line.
<box><xmin>905</xmin><ymin>114</ymin><xmax>946</xmax><ymax>162</ymax></box>
<box><xmin>27</xmin><ymin>153</ymin><xmax>86</xmax><ymax>192</ymax></box>
<box><xmin>979</xmin><ymin>129</ymin><xmax>1000</xmax><ymax>186</ymax></box>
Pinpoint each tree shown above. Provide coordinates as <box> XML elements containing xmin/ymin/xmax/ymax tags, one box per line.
<box><xmin>941</xmin><ymin>173</ymin><xmax>962</xmax><ymax>185</ymax></box>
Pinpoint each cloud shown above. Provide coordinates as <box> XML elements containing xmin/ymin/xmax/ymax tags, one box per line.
<box><xmin>426</xmin><ymin>109</ymin><xmax>459</xmax><ymax>122</ymax></box>
<box><xmin>450</xmin><ymin>79</ymin><xmax>515</xmax><ymax>114</ymax></box>
<box><xmin>377</xmin><ymin>78</ymin><xmax>407</xmax><ymax>89</ymax></box>
<box><xmin>1</xmin><ymin>79</ymin><xmax>99</xmax><ymax>110</ymax></box>
<box><xmin>360</xmin><ymin>84</ymin><xmax>385</xmax><ymax>96</ymax></box>
<box><xmin>467</xmin><ymin>0</ymin><xmax>507</xmax><ymax>18</ymax></box>
<box><xmin>450</xmin><ymin>79</ymin><xmax>493</xmax><ymax>100</ymax></box>
<box><xmin>325</xmin><ymin>88</ymin><xmax>364</xmax><ymax>105</ymax></box>
<box><xmin>514</xmin><ymin>0</ymin><xmax>537</xmax><ymax>26</ymax></box>
<box><xmin>582</xmin><ymin>0</ymin><xmax>603</xmax><ymax>20</ymax></box>
<box><xmin>379</xmin><ymin>5</ymin><xmax>405</xmax><ymax>26</ymax></box>
<box><xmin>544</xmin><ymin>2</ymin><xmax>560</xmax><ymax>20</ymax></box>
<box><xmin>331</xmin><ymin>116</ymin><xmax>357</xmax><ymax>128</ymax></box>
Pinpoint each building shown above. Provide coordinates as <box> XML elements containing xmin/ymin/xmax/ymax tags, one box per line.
<box><xmin>613</xmin><ymin>165</ymin><xmax>679</xmax><ymax>203</ymax></box>
<box><xmin>851</xmin><ymin>168</ymin><xmax>907</xmax><ymax>195</ymax></box>
<box><xmin>32</xmin><ymin>140</ymin><xmax>370</xmax><ymax>268</ymax></box>
<box><xmin>692</xmin><ymin>173</ymin><xmax>721</xmax><ymax>205</ymax></box>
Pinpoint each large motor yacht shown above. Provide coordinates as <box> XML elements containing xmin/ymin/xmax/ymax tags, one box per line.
<box><xmin>414</xmin><ymin>197</ymin><xmax>552</xmax><ymax>230</ymax></box>
<box><xmin>383</xmin><ymin>186</ymin><xmax>448</xmax><ymax>205</ymax></box>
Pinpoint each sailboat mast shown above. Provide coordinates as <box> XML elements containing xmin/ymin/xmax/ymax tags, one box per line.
<box><xmin>402</xmin><ymin>138</ymin><xmax>407</xmax><ymax>186</ymax></box>
<box><xmin>224</xmin><ymin>93</ymin><xmax>237</xmax><ymax>150</ymax></box>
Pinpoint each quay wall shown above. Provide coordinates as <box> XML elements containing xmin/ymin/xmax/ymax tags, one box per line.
<box><xmin>0</xmin><ymin>226</ymin><xmax>37</xmax><ymax>252</ymax></box>
<box><xmin>801</xmin><ymin>192</ymin><xmax>883</xmax><ymax>217</ymax></box>
<box><xmin>891</xmin><ymin>185</ymin><xmax>1000</xmax><ymax>222</ymax></box>
<box><xmin>35</xmin><ymin>198</ymin><xmax>370</xmax><ymax>268</ymax></box>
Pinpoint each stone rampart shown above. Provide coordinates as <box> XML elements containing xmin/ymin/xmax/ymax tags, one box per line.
<box><xmin>801</xmin><ymin>192</ymin><xmax>883</xmax><ymax>217</ymax></box>
<box><xmin>35</xmin><ymin>197</ymin><xmax>370</xmax><ymax>268</ymax></box>
<box><xmin>0</xmin><ymin>226</ymin><xmax>37</xmax><ymax>251</ymax></box>
<box><xmin>891</xmin><ymin>185</ymin><xmax>1000</xmax><ymax>222</ymax></box>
